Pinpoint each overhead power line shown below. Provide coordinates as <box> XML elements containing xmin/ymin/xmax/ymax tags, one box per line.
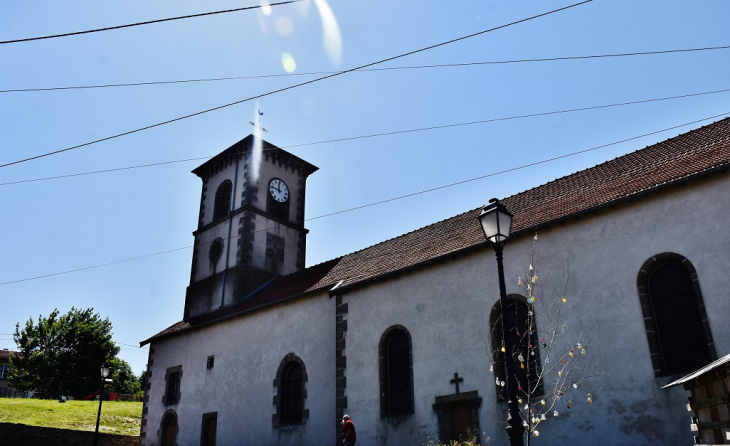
<box><xmin>0</xmin><ymin>0</ymin><xmax>592</xmax><ymax>169</ymax></box>
<box><xmin>2</xmin><ymin>86</ymin><xmax>729</xmax><ymax>186</ymax></box>
<box><xmin>1</xmin><ymin>109</ymin><xmax>726</xmax><ymax>287</ymax></box>
<box><xmin>2</xmin><ymin>44</ymin><xmax>728</xmax><ymax>94</ymax></box>
<box><xmin>0</xmin><ymin>0</ymin><xmax>306</xmax><ymax>45</ymax></box>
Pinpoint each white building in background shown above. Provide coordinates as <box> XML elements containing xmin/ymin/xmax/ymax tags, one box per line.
<box><xmin>141</xmin><ymin>118</ymin><xmax>730</xmax><ymax>446</ymax></box>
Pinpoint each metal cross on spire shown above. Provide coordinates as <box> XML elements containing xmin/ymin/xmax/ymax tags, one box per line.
<box><xmin>249</xmin><ymin>109</ymin><xmax>268</xmax><ymax>133</ymax></box>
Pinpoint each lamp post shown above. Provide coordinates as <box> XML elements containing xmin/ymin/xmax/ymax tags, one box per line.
<box><xmin>93</xmin><ymin>362</ymin><xmax>111</xmax><ymax>446</ymax></box>
<box><xmin>479</xmin><ymin>198</ymin><xmax>524</xmax><ymax>446</ymax></box>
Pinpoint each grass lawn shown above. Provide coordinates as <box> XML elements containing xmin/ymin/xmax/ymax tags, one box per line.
<box><xmin>0</xmin><ymin>398</ymin><xmax>142</xmax><ymax>436</ymax></box>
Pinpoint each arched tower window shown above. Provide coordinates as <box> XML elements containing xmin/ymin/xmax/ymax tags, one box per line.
<box><xmin>637</xmin><ymin>253</ymin><xmax>716</xmax><ymax>375</ymax></box>
<box><xmin>273</xmin><ymin>353</ymin><xmax>308</xmax><ymax>426</ymax></box>
<box><xmin>379</xmin><ymin>325</ymin><xmax>414</xmax><ymax>417</ymax></box>
<box><xmin>213</xmin><ymin>180</ymin><xmax>232</xmax><ymax>221</ymax></box>
<box><xmin>490</xmin><ymin>296</ymin><xmax>543</xmax><ymax>401</ymax></box>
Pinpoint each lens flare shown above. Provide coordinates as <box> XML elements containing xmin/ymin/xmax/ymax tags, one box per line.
<box><xmin>313</xmin><ymin>0</ymin><xmax>342</xmax><ymax>66</ymax></box>
<box><xmin>281</xmin><ymin>53</ymin><xmax>297</xmax><ymax>72</ymax></box>
<box><xmin>260</xmin><ymin>1</ymin><xmax>272</xmax><ymax>16</ymax></box>
<box><xmin>251</xmin><ymin>105</ymin><xmax>263</xmax><ymax>182</ymax></box>
<box><xmin>276</xmin><ymin>16</ymin><xmax>294</xmax><ymax>36</ymax></box>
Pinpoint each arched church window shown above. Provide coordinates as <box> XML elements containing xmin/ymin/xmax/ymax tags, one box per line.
<box><xmin>490</xmin><ymin>296</ymin><xmax>543</xmax><ymax>401</ymax></box>
<box><xmin>379</xmin><ymin>325</ymin><xmax>414</xmax><ymax>417</ymax></box>
<box><xmin>213</xmin><ymin>180</ymin><xmax>232</xmax><ymax>221</ymax></box>
<box><xmin>273</xmin><ymin>353</ymin><xmax>309</xmax><ymax>427</ymax></box>
<box><xmin>637</xmin><ymin>253</ymin><xmax>716</xmax><ymax>375</ymax></box>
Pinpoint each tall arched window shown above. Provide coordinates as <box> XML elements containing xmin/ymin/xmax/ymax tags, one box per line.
<box><xmin>379</xmin><ymin>325</ymin><xmax>414</xmax><ymax>417</ymax></box>
<box><xmin>490</xmin><ymin>296</ymin><xmax>542</xmax><ymax>401</ymax></box>
<box><xmin>281</xmin><ymin>362</ymin><xmax>303</xmax><ymax>422</ymax></box>
<box><xmin>213</xmin><ymin>180</ymin><xmax>232</xmax><ymax>221</ymax></box>
<box><xmin>637</xmin><ymin>253</ymin><xmax>716</xmax><ymax>375</ymax></box>
<box><xmin>273</xmin><ymin>353</ymin><xmax>308</xmax><ymax>427</ymax></box>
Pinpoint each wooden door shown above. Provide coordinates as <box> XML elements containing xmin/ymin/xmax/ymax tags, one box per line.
<box><xmin>450</xmin><ymin>402</ymin><xmax>474</xmax><ymax>441</ymax></box>
<box><xmin>202</xmin><ymin>415</ymin><xmax>217</xmax><ymax>446</ymax></box>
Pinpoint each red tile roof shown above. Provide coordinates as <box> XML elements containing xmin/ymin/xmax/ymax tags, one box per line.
<box><xmin>141</xmin><ymin>117</ymin><xmax>730</xmax><ymax>345</ymax></box>
<box><xmin>0</xmin><ymin>350</ymin><xmax>19</xmax><ymax>361</ymax></box>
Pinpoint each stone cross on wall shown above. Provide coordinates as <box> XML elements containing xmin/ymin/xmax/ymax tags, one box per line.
<box><xmin>451</xmin><ymin>372</ymin><xmax>463</xmax><ymax>394</ymax></box>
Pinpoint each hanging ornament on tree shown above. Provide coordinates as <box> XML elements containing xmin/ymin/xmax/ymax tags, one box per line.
<box><xmin>587</xmin><ymin>393</ymin><xmax>593</xmax><ymax>404</ymax></box>
<box><xmin>518</xmin><ymin>354</ymin><xmax>524</xmax><ymax>362</ymax></box>
<box><xmin>572</xmin><ymin>383</ymin><xmax>578</xmax><ymax>389</ymax></box>
<box><xmin>562</xmin><ymin>296</ymin><xmax>567</xmax><ymax>303</ymax></box>
<box><xmin>581</xmin><ymin>348</ymin><xmax>587</xmax><ymax>355</ymax></box>
<box><xmin>524</xmin><ymin>404</ymin><xmax>529</xmax><ymax>410</ymax></box>
<box><xmin>500</xmin><ymin>381</ymin><xmax>505</xmax><ymax>387</ymax></box>
<box><xmin>501</xmin><ymin>342</ymin><xmax>505</xmax><ymax>353</ymax></box>
<box><xmin>569</xmin><ymin>350</ymin><xmax>574</xmax><ymax>358</ymax></box>
<box><xmin>553</xmin><ymin>410</ymin><xmax>559</xmax><ymax>417</ymax></box>
<box><xmin>567</xmin><ymin>401</ymin><xmax>572</xmax><ymax>409</ymax></box>
<box><xmin>533</xmin><ymin>430</ymin><xmax>540</xmax><ymax>437</ymax></box>
<box><xmin>540</xmin><ymin>414</ymin><xmax>547</xmax><ymax>421</ymax></box>
<box><xmin>518</xmin><ymin>398</ymin><xmax>523</xmax><ymax>404</ymax></box>
<box><xmin>521</xmin><ymin>363</ymin><xmax>525</xmax><ymax>369</ymax></box>
<box><xmin>489</xmin><ymin>363</ymin><xmax>494</xmax><ymax>372</ymax></box>
<box><xmin>518</xmin><ymin>277</ymin><xmax>523</xmax><ymax>286</ymax></box>
<box><xmin>540</xmin><ymin>399</ymin><xmax>546</xmax><ymax>406</ymax></box>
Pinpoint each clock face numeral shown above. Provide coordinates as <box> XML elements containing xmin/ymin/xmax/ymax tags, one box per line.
<box><xmin>269</xmin><ymin>178</ymin><xmax>289</xmax><ymax>203</ymax></box>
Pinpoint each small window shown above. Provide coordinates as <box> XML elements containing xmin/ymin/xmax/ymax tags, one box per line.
<box><xmin>213</xmin><ymin>181</ymin><xmax>232</xmax><ymax>221</ymax></box>
<box><xmin>273</xmin><ymin>353</ymin><xmax>309</xmax><ymax>427</ymax></box>
<box><xmin>379</xmin><ymin>325</ymin><xmax>415</xmax><ymax>417</ymax></box>
<box><xmin>0</xmin><ymin>364</ymin><xmax>9</xmax><ymax>379</ymax></box>
<box><xmin>207</xmin><ymin>356</ymin><xmax>215</xmax><ymax>369</ymax></box>
<box><xmin>209</xmin><ymin>239</ymin><xmax>224</xmax><ymax>263</ymax></box>
<box><xmin>164</xmin><ymin>366</ymin><xmax>182</xmax><ymax>405</ymax></box>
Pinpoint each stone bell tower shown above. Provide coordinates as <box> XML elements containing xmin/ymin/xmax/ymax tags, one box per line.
<box><xmin>183</xmin><ymin>135</ymin><xmax>318</xmax><ymax>319</ymax></box>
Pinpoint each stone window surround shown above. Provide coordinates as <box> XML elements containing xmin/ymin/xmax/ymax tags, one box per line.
<box><xmin>637</xmin><ymin>252</ymin><xmax>717</xmax><ymax>376</ymax></box>
<box><xmin>272</xmin><ymin>353</ymin><xmax>309</xmax><ymax>427</ymax></box>
<box><xmin>379</xmin><ymin>324</ymin><xmax>415</xmax><ymax>417</ymax></box>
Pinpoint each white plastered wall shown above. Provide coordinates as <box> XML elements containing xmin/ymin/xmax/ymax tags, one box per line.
<box><xmin>340</xmin><ymin>173</ymin><xmax>730</xmax><ymax>446</ymax></box>
<box><xmin>144</xmin><ymin>291</ymin><xmax>335</xmax><ymax>446</ymax></box>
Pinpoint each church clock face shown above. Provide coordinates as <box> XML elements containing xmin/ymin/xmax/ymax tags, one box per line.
<box><xmin>268</xmin><ymin>178</ymin><xmax>289</xmax><ymax>203</ymax></box>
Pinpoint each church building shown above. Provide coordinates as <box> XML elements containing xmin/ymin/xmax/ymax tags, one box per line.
<box><xmin>140</xmin><ymin>118</ymin><xmax>730</xmax><ymax>445</ymax></box>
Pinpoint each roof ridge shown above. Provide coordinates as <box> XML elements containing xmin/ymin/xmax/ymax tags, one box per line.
<box><xmin>500</xmin><ymin>116</ymin><xmax>730</xmax><ymax>204</ymax></box>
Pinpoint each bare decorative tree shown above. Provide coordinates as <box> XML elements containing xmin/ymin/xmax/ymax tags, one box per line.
<box><xmin>489</xmin><ymin>234</ymin><xmax>600</xmax><ymax>444</ymax></box>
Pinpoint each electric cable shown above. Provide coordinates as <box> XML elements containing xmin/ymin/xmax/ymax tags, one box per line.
<box><xmin>1</xmin><ymin>108</ymin><xmax>726</xmax><ymax>287</ymax></box>
<box><xmin>2</xmin><ymin>86</ymin><xmax>728</xmax><ymax>186</ymax></box>
<box><xmin>2</xmin><ymin>44</ymin><xmax>727</xmax><ymax>94</ymax></box>
<box><xmin>0</xmin><ymin>0</ymin><xmax>306</xmax><ymax>46</ymax></box>
<box><xmin>0</xmin><ymin>0</ymin><xmax>592</xmax><ymax>169</ymax></box>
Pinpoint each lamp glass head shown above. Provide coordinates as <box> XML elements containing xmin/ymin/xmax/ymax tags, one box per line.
<box><xmin>100</xmin><ymin>363</ymin><xmax>111</xmax><ymax>378</ymax></box>
<box><xmin>479</xmin><ymin>198</ymin><xmax>513</xmax><ymax>244</ymax></box>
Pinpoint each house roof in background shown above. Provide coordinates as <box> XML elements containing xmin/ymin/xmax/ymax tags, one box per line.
<box><xmin>141</xmin><ymin>117</ymin><xmax>730</xmax><ymax>346</ymax></box>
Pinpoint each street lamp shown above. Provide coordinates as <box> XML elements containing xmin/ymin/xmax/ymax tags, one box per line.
<box><xmin>479</xmin><ymin>198</ymin><xmax>524</xmax><ymax>446</ymax></box>
<box><xmin>93</xmin><ymin>362</ymin><xmax>111</xmax><ymax>446</ymax></box>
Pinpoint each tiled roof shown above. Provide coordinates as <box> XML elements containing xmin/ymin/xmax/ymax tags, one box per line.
<box><xmin>0</xmin><ymin>350</ymin><xmax>19</xmax><ymax>361</ymax></box>
<box><xmin>141</xmin><ymin>117</ymin><xmax>730</xmax><ymax>346</ymax></box>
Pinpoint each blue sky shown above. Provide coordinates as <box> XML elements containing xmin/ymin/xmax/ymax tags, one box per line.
<box><xmin>1</xmin><ymin>0</ymin><xmax>729</xmax><ymax>375</ymax></box>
